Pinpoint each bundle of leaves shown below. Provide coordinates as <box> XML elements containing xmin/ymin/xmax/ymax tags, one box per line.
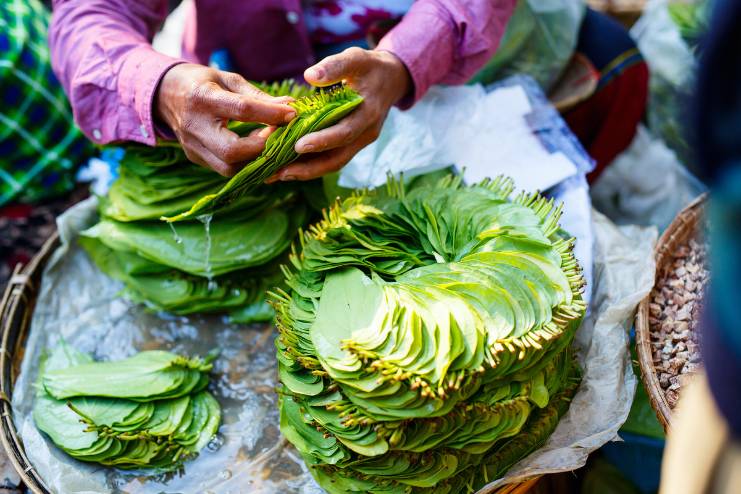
<box><xmin>80</xmin><ymin>81</ymin><xmax>363</xmax><ymax>322</ymax></box>
<box><xmin>271</xmin><ymin>174</ymin><xmax>586</xmax><ymax>493</ymax></box>
<box><xmin>33</xmin><ymin>343</ymin><xmax>220</xmax><ymax>471</ymax></box>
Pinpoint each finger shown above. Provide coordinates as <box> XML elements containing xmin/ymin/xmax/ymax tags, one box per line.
<box><xmin>203</xmin><ymin>126</ymin><xmax>272</xmax><ymax>165</ymax></box>
<box><xmin>279</xmin><ymin>147</ymin><xmax>357</xmax><ymax>181</ymax></box>
<box><xmin>184</xmin><ymin>141</ymin><xmax>239</xmax><ymax>177</ymax></box>
<box><xmin>305</xmin><ymin>46</ymin><xmax>366</xmax><ymax>86</ymax></box>
<box><xmin>278</xmin><ymin>131</ymin><xmax>374</xmax><ymax>181</ymax></box>
<box><xmin>218</xmin><ymin>71</ymin><xmax>294</xmax><ymax>104</ymax></box>
<box><xmin>295</xmin><ymin>108</ymin><xmax>370</xmax><ymax>153</ymax></box>
<box><xmin>197</xmin><ymin>83</ymin><xmax>295</xmax><ymax>125</ymax></box>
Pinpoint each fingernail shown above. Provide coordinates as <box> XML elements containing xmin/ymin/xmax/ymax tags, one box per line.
<box><xmin>265</xmin><ymin>175</ymin><xmax>279</xmax><ymax>184</ymax></box>
<box><xmin>305</xmin><ymin>67</ymin><xmax>324</xmax><ymax>81</ymax></box>
<box><xmin>258</xmin><ymin>126</ymin><xmax>274</xmax><ymax>138</ymax></box>
<box><xmin>297</xmin><ymin>143</ymin><xmax>315</xmax><ymax>153</ymax></box>
<box><xmin>281</xmin><ymin>175</ymin><xmax>297</xmax><ymax>182</ymax></box>
<box><xmin>284</xmin><ymin>111</ymin><xmax>296</xmax><ymax>123</ymax></box>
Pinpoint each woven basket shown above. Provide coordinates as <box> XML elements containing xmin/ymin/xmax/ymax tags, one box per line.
<box><xmin>0</xmin><ymin>233</ymin><xmax>544</xmax><ymax>493</ymax></box>
<box><xmin>635</xmin><ymin>194</ymin><xmax>707</xmax><ymax>431</ymax></box>
<box><xmin>0</xmin><ymin>232</ymin><xmax>58</xmax><ymax>493</ymax></box>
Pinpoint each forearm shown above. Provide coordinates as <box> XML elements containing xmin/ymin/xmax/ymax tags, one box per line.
<box><xmin>50</xmin><ymin>0</ymin><xmax>183</xmax><ymax>145</ymax></box>
<box><xmin>377</xmin><ymin>0</ymin><xmax>517</xmax><ymax>106</ymax></box>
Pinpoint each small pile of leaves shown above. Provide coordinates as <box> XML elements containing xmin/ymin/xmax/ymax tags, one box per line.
<box><xmin>80</xmin><ymin>81</ymin><xmax>362</xmax><ymax>321</ymax></box>
<box><xmin>33</xmin><ymin>343</ymin><xmax>220</xmax><ymax>470</ymax></box>
<box><xmin>648</xmin><ymin>237</ymin><xmax>708</xmax><ymax>408</ymax></box>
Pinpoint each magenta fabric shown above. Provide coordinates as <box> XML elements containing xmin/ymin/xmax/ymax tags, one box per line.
<box><xmin>303</xmin><ymin>1</ymin><xmax>415</xmax><ymax>45</ymax></box>
<box><xmin>49</xmin><ymin>0</ymin><xmax>515</xmax><ymax>146</ymax></box>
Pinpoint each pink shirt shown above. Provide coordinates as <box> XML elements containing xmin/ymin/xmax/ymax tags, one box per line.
<box><xmin>49</xmin><ymin>0</ymin><xmax>515</xmax><ymax>146</ymax></box>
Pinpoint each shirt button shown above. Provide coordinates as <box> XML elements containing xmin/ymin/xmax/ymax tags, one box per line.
<box><xmin>286</xmin><ymin>11</ymin><xmax>299</xmax><ymax>24</ymax></box>
<box><xmin>92</xmin><ymin>129</ymin><xmax>102</xmax><ymax>140</ymax></box>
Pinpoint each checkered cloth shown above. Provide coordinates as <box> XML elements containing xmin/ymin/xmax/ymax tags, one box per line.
<box><xmin>0</xmin><ymin>0</ymin><xmax>93</xmax><ymax>207</ymax></box>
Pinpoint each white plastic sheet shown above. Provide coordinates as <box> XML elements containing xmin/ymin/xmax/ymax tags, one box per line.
<box><xmin>483</xmin><ymin>211</ymin><xmax>657</xmax><ymax>488</ymax></box>
<box><xmin>591</xmin><ymin>125</ymin><xmax>706</xmax><ymax>231</ymax></box>
<box><xmin>339</xmin><ymin>84</ymin><xmax>578</xmax><ymax>194</ymax></box>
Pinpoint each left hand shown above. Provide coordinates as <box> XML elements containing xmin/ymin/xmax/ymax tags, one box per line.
<box><xmin>266</xmin><ymin>47</ymin><xmax>411</xmax><ymax>183</ymax></box>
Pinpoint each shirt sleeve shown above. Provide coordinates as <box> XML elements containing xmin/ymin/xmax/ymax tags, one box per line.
<box><xmin>49</xmin><ymin>0</ymin><xmax>185</xmax><ymax>145</ymax></box>
<box><xmin>376</xmin><ymin>0</ymin><xmax>517</xmax><ymax>107</ymax></box>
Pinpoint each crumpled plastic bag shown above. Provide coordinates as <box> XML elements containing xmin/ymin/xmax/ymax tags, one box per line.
<box><xmin>10</xmin><ymin>197</ymin><xmax>656</xmax><ymax>493</ymax></box>
<box><xmin>469</xmin><ymin>0</ymin><xmax>585</xmax><ymax>90</ymax></box>
<box><xmin>339</xmin><ymin>84</ymin><xmax>578</xmax><ymax>193</ymax></box>
<box><xmin>483</xmin><ymin>211</ymin><xmax>657</xmax><ymax>489</ymax></box>
<box><xmin>630</xmin><ymin>0</ymin><xmax>703</xmax><ymax>169</ymax></box>
<box><xmin>591</xmin><ymin>125</ymin><xmax>707</xmax><ymax>231</ymax></box>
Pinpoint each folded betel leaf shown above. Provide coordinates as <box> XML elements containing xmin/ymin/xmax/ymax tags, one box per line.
<box><xmin>84</xmin><ymin>200</ymin><xmax>306</xmax><ymax>278</ymax></box>
<box><xmin>272</xmin><ymin>174</ymin><xmax>586</xmax><ymax>492</ymax></box>
<box><xmin>43</xmin><ymin>350</ymin><xmax>212</xmax><ymax>401</ymax></box>
<box><xmin>163</xmin><ymin>85</ymin><xmax>363</xmax><ymax>222</ymax></box>
<box><xmin>77</xmin><ymin>234</ymin><xmax>282</xmax><ymax>323</ymax></box>
<box><xmin>33</xmin><ymin>343</ymin><xmax>221</xmax><ymax>471</ymax></box>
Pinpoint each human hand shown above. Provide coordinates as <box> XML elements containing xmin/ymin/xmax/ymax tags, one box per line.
<box><xmin>266</xmin><ymin>47</ymin><xmax>411</xmax><ymax>183</ymax></box>
<box><xmin>155</xmin><ymin>63</ymin><xmax>297</xmax><ymax>177</ymax></box>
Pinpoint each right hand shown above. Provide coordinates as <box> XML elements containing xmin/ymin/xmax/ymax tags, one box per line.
<box><xmin>154</xmin><ymin>63</ymin><xmax>296</xmax><ymax>177</ymax></box>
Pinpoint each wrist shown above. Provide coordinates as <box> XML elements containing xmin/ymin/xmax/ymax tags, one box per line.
<box><xmin>376</xmin><ymin>50</ymin><xmax>412</xmax><ymax>105</ymax></box>
<box><xmin>154</xmin><ymin>63</ymin><xmax>190</xmax><ymax>133</ymax></box>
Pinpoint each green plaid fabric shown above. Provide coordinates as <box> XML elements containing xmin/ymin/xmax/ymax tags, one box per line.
<box><xmin>0</xmin><ymin>0</ymin><xmax>93</xmax><ymax>207</ymax></box>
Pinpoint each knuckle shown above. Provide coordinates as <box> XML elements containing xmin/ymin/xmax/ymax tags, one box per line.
<box><xmin>224</xmin><ymin>71</ymin><xmax>243</xmax><ymax>85</ymax></box>
<box><xmin>331</xmin><ymin>160</ymin><xmax>347</xmax><ymax>172</ymax></box>
<box><xmin>235</xmin><ymin>98</ymin><xmax>254</xmax><ymax>116</ymax></box>
<box><xmin>365</xmin><ymin>107</ymin><xmax>382</xmax><ymax>122</ymax></box>
<box><xmin>188</xmin><ymin>82</ymin><xmax>215</xmax><ymax>106</ymax></box>
<box><xmin>221</xmin><ymin>143</ymin><xmax>241</xmax><ymax>163</ymax></box>
<box><xmin>183</xmin><ymin>147</ymin><xmax>203</xmax><ymax>166</ymax></box>
<box><xmin>368</xmin><ymin>126</ymin><xmax>381</xmax><ymax>141</ymax></box>
<box><xmin>180</xmin><ymin>116</ymin><xmax>198</xmax><ymax>134</ymax></box>
<box><xmin>345</xmin><ymin>46</ymin><xmax>365</xmax><ymax>59</ymax></box>
<box><xmin>337</xmin><ymin>126</ymin><xmax>354</xmax><ymax>142</ymax></box>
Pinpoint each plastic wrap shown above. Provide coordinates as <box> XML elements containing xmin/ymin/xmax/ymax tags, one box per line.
<box><xmin>630</xmin><ymin>0</ymin><xmax>706</xmax><ymax>170</ymax></box>
<box><xmin>469</xmin><ymin>0</ymin><xmax>585</xmax><ymax>90</ymax></box>
<box><xmin>591</xmin><ymin>125</ymin><xmax>707</xmax><ymax>231</ymax></box>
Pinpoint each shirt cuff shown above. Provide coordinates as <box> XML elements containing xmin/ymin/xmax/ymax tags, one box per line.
<box><xmin>376</xmin><ymin>2</ymin><xmax>456</xmax><ymax>109</ymax></box>
<box><xmin>118</xmin><ymin>46</ymin><xmax>185</xmax><ymax>145</ymax></box>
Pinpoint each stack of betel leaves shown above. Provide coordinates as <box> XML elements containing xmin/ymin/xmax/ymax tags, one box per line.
<box><xmin>33</xmin><ymin>342</ymin><xmax>220</xmax><ymax>470</ymax></box>
<box><xmin>80</xmin><ymin>81</ymin><xmax>363</xmax><ymax>322</ymax></box>
<box><xmin>271</xmin><ymin>174</ymin><xmax>586</xmax><ymax>493</ymax></box>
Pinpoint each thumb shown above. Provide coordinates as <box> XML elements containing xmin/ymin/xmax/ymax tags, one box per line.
<box><xmin>219</xmin><ymin>71</ymin><xmax>293</xmax><ymax>104</ymax></box>
<box><xmin>305</xmin><ymin>47</ymin><xmax>365</xmax><ymax>87</ymax></box>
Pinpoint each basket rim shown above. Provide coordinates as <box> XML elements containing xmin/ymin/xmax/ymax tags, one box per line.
<box><xmin>634</xmin><ymin>193</ymin><xmax>708</xmax><ymax>432</ymax></box>
<box><xmin>0</xmin><ymin>231</ymin><xmax>59</xmax><ymax>494</ymax></box>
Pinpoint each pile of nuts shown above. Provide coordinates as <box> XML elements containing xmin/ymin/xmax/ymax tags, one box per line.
<box><xmin>648</xmin><ymin>238</ymin><xmax>709</xmax><ymax>408</ymax></box>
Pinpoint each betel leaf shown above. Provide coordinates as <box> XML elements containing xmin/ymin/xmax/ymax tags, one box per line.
<box><xmin>33</xmin><ymin>344</ymin><xmax>222</xmax><ymax>471</ymax></box>
<box><xmin>272</xmin><ymin>174</ymin><xmax>586</xmax><ymax>492</ymax></box>
<box><xmin>43</xmin><ymin>350</ymin><xmax>212</xmax><ymax>401</ymax></box>
<box><xmin>82</xmin><ymin>202</ymin><xmax>304</xmax><ymax>278</ymax></box>
<box><xmin>163</xmin><ymin>85</ymin><xmax>363</xmax><ymax>222</ymax></box>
